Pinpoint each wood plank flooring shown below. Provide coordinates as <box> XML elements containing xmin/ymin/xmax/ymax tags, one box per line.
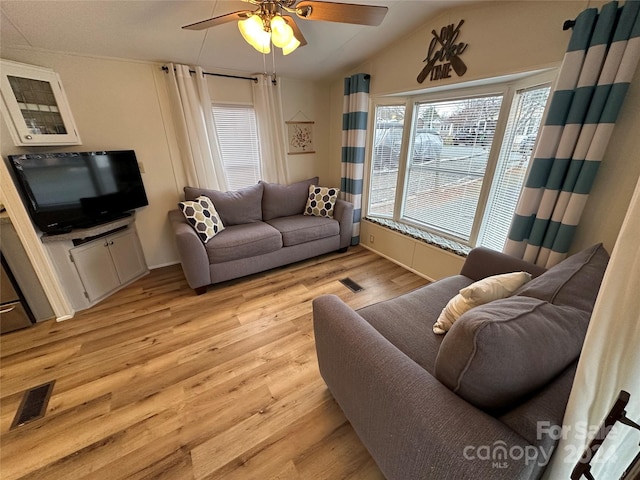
<box><xmin>0</xmin><ymin>246</ymin><xmax>429</xmax><ymax>479</ymax></box>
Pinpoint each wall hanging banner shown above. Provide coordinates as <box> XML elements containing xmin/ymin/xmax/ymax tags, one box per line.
<box><xmin>417</xmin><ymin>19</ymin><xmax>468</xmax><ymax>83</ymax></box>
<box><xmin>286</xmin><ymin>121</ymin><xmax>315</xmax><ymax>154</ymax></box>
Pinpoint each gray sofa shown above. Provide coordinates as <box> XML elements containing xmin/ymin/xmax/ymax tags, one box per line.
<box><xmin>168</xmin><ymin>177</ymin><xmax>353</xmax><ymax>294</ymax></box>
<box><xmin>313</xmin><ymin>243</ymin><xmax>609</xmax><ymax>480</ymax></box>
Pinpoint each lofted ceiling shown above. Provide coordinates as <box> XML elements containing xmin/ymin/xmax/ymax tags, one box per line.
<box><xmin>0</xmin><ymin>0</ymin><xmax>470</xmax><ymax>80</ymax></box>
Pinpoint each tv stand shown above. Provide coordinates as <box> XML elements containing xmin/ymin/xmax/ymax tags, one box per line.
<box><xmin>74</xmin><ymin>211</ymin><xmax>133</xmax><ymax>231</ymax></box>
<box><xmin>42</xmin><ymin>215</ymin><xmax>148</xmax><ymax>312</ymax></box>
<box><xmin>41</xmin><ymin>212</ymin><xmax>134</xmax><ymax>241</ymax></box>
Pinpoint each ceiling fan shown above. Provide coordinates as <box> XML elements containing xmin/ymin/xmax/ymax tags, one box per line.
<box><xmin>182</xmin><ymin>0</ymin><xmax>388</xmax><ymax>55</ymax></box>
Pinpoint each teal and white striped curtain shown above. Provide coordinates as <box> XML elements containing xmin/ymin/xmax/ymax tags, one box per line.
<box><xmin>341</xmin><ymin>73</ymin><xmax>370</xmax><ymax>245</ymax></box>
<box><xmin>505</xmin><ymin>0</ymin><xmax>640</xmax><ymax>268</ymax></box>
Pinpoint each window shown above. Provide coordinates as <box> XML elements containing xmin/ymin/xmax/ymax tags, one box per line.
<box><xmin>404</xmin><ymin>95</ymin><xmax>503</xmax><ymax>240</ymax></box>
<box><xmin>211</xmin><ymin>104</ymin><xmax>262</xmax><ymax>190</ymax></box>
<box><xmin>366</xmin><ymin>74</ymin><xmax>552</xmax><ymax>251</ymax></box>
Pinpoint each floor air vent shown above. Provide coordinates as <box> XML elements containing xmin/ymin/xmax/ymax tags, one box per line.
<box><xmin>11</xmin><ymin>381</ymin><xmax>55</xmax><ymax>429</ymax></box>
<box><xmin>339</xmin><ymin>277</ymin><xmax>364</xmax><ymax>293</ymax></box>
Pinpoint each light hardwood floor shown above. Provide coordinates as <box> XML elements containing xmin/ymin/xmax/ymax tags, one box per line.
<box><xmin>0</xmin><ymin>246</ymin><xmax>429</xmax><ymax>479</ymax></box>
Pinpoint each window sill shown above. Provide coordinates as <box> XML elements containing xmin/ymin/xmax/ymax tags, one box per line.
<box><xmin>364</xmin><ymin>217</ymin><xmax>471</xmax><ymax>257</ymax></box>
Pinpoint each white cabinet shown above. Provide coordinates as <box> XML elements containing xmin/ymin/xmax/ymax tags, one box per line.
<box><xmin>70</xmin><ymin>227</ymin><xmax>147</xmax><ymax>302</ymax></box>
<box><xmin>0</xmin><ymin>59</ymin><xmax>81</xmax><ymax>146</ymax></box>
<box><xmin>43</xmin><ymin>218</ymin><xmax>148</xmax><ymax>311</ymax></box>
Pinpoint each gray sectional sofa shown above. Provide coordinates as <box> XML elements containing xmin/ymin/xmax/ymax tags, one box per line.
<box><xmin>313</xmin><ymin>243</ymin><xmax>609</xmax><ymax>480</ymax></box>
<box><xmin>168</xmin><ymin>177</ymin><xmax>353</xmax><ymax>294</ymax></box>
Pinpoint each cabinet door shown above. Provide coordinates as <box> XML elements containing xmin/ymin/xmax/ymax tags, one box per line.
<box><xmin>71</xmin><ymin>241</ymin><xmax>120</xmax><ymax>302</ymax></box>
<box><xmin>0</xmin><ymin>59</ymin><xmax>81</xmax><ymax>146</ymax></box>
<box><xmin>108</xmin><ymin>228</ymin><xmax>148</xmax><ymax>285</ymax></box>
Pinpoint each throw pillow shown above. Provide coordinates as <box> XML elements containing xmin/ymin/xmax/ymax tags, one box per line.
<box><xmin>432</xmin><ymin>294</ymin><xmax>474</xmax><ymax>334</ymax></box>
<box><xmin>433</xmin><ymin>271</ymin><xmax>532</xmax><ymax>334</ymax></box>
<box><xmin>184</xmin><ymin>183</ymin><xmax>263</xmax><ymax>226</ymax></box>
<box><xmin>305</xmin><ymin>185</ymin><xmax>339</xmax><ymax>218</ymax></box>
<box><xmin>260</xmin><ymin>177</ymin><xmax>319</xmax><ymax>221</ymax></box>
<box><xmin>459</xmin><ymin>271</ymin><xmax>532</xmax><ymax>304</ymax></box>
<box><xmin>514</xmin><ymin>243</ymin><xmax>609</xmax><ymax>313</ymax></box>
<box><xmin>434</xmin><ymin>296</ymin><xmax>591</xmax><ymax>410</ymax></box>
<box><xmin>178</xmin><ymin>195</ymin><xmax>225</xmax><ymax>243</ymax></box>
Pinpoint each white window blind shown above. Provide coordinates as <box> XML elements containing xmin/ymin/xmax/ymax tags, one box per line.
<box><xmin>369</xmin><ymin>104</ymin><xmax>406</xmax><ymax>217</ymax></box>
<box><xmin>477</xmin><ymin>85</ymin><xmax>551</xmax><ymax>250</ymax></box>
<box><xmin>403</xmin><ymin>95</ymin><xmax>503</xmax><ymax>240</ymax></box>
<box><xmin>211</xmin><ymin>104</ymin><xmax>262</xmax><ymax>190</ymax></box>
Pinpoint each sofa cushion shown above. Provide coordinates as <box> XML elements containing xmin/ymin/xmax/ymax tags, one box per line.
<box><xmin>266</xmin><ymin>215</ymin><xmax>339</xmax><ymax>247</ymax></box>
<box><xmin>184</xmin><ymin>183</ymin><xmax>263</xmax><ymax>226</ymax></box>
<box><xmin>204</xmin><ymin>222</ymin><xmax>282</xmax><ymax>264</ymax></box>
<box><xmin>514</xmin><ymin>243</ymin><xmax>609</xmax><ymax>312</ymax></box>
<box><xmin>305</xmin><ymin>185</ymin><xmax>339</xmax><ymax>218</ymax></box>
<box><xmin>433</xmin><ymin>271</ymin><xmax>532</xmax><ymax>334</ymax></box>
<box><xmin>434</xmin><ymin>296</ymin><xmax>590</xmax><ymax>410</ymax></box>
<box><xmin>357</xmin><ymin>275</ymin><xmax>474</xmax><ymax>373</ymax></box>
<box><xmin>260</xmin><ymin>177</ymin><xmax>319</xmax><ymax>221</ymax></box>
<box><xmin>178</xmin><ymin>196</ymin><xmax>225</xmax><ymax>243</ymax></box>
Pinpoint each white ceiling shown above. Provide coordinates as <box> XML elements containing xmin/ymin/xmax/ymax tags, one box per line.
<box><xmin>0</xmin><ymin>0</ymin><xmax>469</xmax><ymax>80</ymax></box>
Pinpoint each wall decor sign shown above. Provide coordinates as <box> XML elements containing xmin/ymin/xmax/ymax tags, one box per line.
<box><xmin>286</xmin><ymin>121</ymin><xmax>315</xmax><ymax>154</ymax></box>
<box><xmin>417</xmin><ymin>19</ymin><xmax>468</xmax><ymax>84</ymax></box>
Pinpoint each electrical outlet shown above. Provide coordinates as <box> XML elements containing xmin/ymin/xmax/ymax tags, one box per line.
<box><xmin>138</xmin><ymin>162</ymin><xmax>145</xmax><ymax>173</ymax></box>
<box><xmin>369</xmin><ymin>234</ymin><xmax>375</xmax><ymax>243</ymax></box>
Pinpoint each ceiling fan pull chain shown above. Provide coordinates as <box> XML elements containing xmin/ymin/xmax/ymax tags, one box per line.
<box><xmin>262</xmin><ymin>50</ymin><xmax>267</xmax><ymax>76</ymax></box>
<box><xmin>272</xmin><ymin>48</ymin><xmax>277</xmax><ymax>84</ymax></box>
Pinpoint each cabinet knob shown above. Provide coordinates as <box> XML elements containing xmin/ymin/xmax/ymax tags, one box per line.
<box><xmin>25</xmin><ymin>135</ymin><xmax>33</xmax><ymax>140</ymax></box>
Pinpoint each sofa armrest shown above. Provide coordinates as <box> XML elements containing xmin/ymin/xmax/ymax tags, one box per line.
<box><xmin>460</xmin><ymin>247</ymin><xmax>546</xmax><ymax>281</ymax></box>
<box><xmin>333</xmin><ymin>199</ymin><xmax>354</xmax><ymax>249</ymax></box>
<box><xmin>313</xmin><ymin>294</ymin><xmax>542</xmax><ymax>480</ymax></box>
<box><xmin>168</xmin><ymin>209</ymin><xmax>210</xmax><ymax>290</ymax></box>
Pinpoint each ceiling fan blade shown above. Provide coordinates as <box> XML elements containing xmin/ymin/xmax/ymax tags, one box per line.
<box><xmin>283</xmin><ymin>16</ymin><xmax>308</xmax><ymax>46</ymax></box>
<box><xmin>295</xmin><ymin>1</ymin><xmax>388</xmax><ymax>26</ymax></box>
<box><xmin>182</xmin><ymin>11</ymin><xmax>252</xmax><ymax>30</ymax></box>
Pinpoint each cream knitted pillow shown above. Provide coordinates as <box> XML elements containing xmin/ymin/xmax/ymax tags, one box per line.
<box><xmin>433</xmin><ymin>271</ymin><xmax>532</xmax><ymax>334</ymax></box>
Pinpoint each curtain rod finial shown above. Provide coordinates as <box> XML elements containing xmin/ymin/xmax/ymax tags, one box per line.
<box><xmin>563</xmin><ymin>19</ymin><xmax>576</xmax><ymax>31</ymax></box>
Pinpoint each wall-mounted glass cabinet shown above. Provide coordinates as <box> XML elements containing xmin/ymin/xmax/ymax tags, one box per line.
<box><xmin>0</xmin><ymin>59</ymin><xmax>81</xmax><ymax>146</ymax></box>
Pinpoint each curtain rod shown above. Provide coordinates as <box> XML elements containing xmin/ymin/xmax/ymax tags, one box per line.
<box><xmin>161</xmin><ymin>65</ymin><xmax>258</xmax><ymax>82</ymax></box>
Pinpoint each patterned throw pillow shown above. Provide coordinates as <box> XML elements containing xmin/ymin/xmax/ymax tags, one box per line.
<box><xmin>304</xmin><ymin>185</ymin><xmax>340</xmax><ymax>218</ymax></box>
<box><xmin>178</xmin><ymin>195</ymin><xmax>225</xmax><ymax>243</ymax></box>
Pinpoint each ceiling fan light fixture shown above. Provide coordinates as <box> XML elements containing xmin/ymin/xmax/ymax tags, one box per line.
<box><xmin>238</xmin><ymin>15</ymin><xmax>271</xmax><ymax>53</ymax></box>
<box><xmin>184</xmin><ymin>0</ymin><xmax>389</xmax><ymax>57</ymax></box>
<box><xmin>270</xmin><ymin>15</ymin><xmax>294</xmax><ymax>48</ymax></box>
<box><xmin>282</xmin><ymin>36</ymin><xmax>301</xmax><ymax>55</ymax></box>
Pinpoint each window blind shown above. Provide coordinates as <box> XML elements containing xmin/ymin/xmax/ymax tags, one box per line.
<box><xmin>403</xmin><ymin>95</ymin><xmax>503</xmax><ymax>240</ymax></box>
<box><xmin>211</xmin><ymin>104</ymin><xmax>262</xmax><ymax>190</ymax></box>
<box><xmin>369</xmin><ymin>104</ymin><xmax>406</xmax><ymax>217</ymax></box>
<box><xmin>477</xmin><ymin>85</ymin><xmax>551</xmax><ymax>250</ymax></box>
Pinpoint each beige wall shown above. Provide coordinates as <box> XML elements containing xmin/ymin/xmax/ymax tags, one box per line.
<box><xmin>328</xmin><ymin>0</ymin><xmax>640</xmax><ymax>279</ymax></box>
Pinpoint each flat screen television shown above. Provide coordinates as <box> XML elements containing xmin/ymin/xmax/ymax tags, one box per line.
<box><xmin>8</xmin><ymin>150</ymin><xmax>149</xmax><ymax>234</ymax></box>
